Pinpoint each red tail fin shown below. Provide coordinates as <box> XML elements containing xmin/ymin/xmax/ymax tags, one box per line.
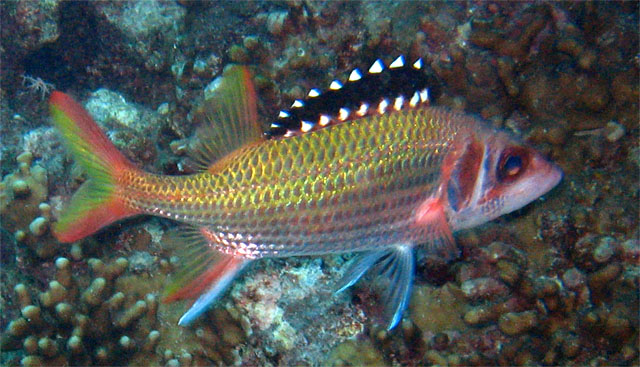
<box><xmin>50</xmin><ymin>91</ymin><xmax>140</xmax><ymax>242</ymax></box>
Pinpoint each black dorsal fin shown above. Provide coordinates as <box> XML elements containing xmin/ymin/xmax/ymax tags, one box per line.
<box><xmin>266</xmin><ymin>56</ymin><xmax>440</xmax><ymax>138</ymax></box>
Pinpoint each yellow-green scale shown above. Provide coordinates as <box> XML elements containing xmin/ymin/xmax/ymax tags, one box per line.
<box><xmin>122</xmin><ymin>107</ymin><xmax>470</xmax><ymax>258</ymax></box>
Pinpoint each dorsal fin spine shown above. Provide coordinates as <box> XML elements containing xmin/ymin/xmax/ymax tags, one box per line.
<box><xmin>191</xmin><ymin>65</ymin><xmax>263</xmax><ymax>172</ymax></box>
<box><xmin>266</xmin><ymin>56</ymin><xmax>438</xmax><ymax>138</ymax></box>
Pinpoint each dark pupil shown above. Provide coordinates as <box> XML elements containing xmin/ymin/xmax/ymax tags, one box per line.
<box><xmin>503</xmin><ymin>155</ymin><xmax>522</xmax><ymax>176</ymax></box>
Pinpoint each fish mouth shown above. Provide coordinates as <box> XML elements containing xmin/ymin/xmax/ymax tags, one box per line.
<box><xmin>506</xmin><ymin>158</ymin><xmax>563</xmax><ymax>211</ymax></box>
<box><xmin>529</xmin><ymin>152</ymin><xmax>563</xmax><ymax>198</ymax></box>
<box><xmin>543</xmin><ymin>162</ymin><xmax>564</xmax><ymax>195</ymax></box>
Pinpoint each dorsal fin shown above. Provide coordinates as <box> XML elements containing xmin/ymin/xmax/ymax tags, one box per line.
<box><xmin>266</xmin><ymin>56</ymin><xmax>440</xmax><ymax>138</ymax></box>
<box><xmin>190</xmin><ymin>65</ymin><xmax>263</xmax><ymax>171</ymax></box>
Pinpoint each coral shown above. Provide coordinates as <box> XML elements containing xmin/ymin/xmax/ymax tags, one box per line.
<box><xmin>1</xmin><ymin>1</ymin><xmax>638</xmax><ymax>366</ymax></box>
<box><xmin>460</xmin><ymin>277</ymin><xmax>509</xmax><ymax>301</ymax></box>
<box><xmin>128</xmin><ymin>251</ymin><xmax>157</xmax><ymax>274</ymax></box>
<box><xmin>85</xmin><ymin>89</ymin><xmax>143</xmax><ymax>132</ymax></box>
<box><xmin>0</xmin><ymin>257</ymin><xmax>159</xmax><ymax>366</ymax></box>
<box><xmin>94</xmin><ymin>1</ymin><xmax>186</xmax><ymax>70</ymax></box>
<box><xmin>83</xmin><ymin>89</ymin><xmax>160</xmax><ymax>167</ymax></box>
<box><xmin>327</xmin><ymin>339</ymin><xmax>385</xmax><ymax>366</ymax></box>
<box><xmin>192</xmin><ymin>53</ymin><xmax>222</xmax><ymax>80</ymax></box>
<box><xmin>409</xmin><ymin>283</ymin><xmax>467</xmax><ymax>335</ymax></box>
<box><xmin>226</xmin><ymin>257</ymin><xmax>368</xmax><ymax>365</ymax></box>
<box><xmin>497</xmin><ymin>311</ymin><xmax>537</xmax><ymax>336</ymax></box>
<box><xmin>0</xmin><ymin>245</ymin><xmax>252</xmax><ymax>367</ymax></box>
<box><xmin>21</xmin><ymin>127</ymin><xmax>66</xmax><ymax>186</ymax></box>
<box><xmin>83</xmin><ymin>88</ymin><xmax>166</xmax><ymax>142</ymax></box>
<box><xmin>7</xmin><ymin>0</ymin><xmax>60</xmax><ymax>51</ymax></box>
<box><xmin>0</xmin><ymin>151</ymin><xmax>57</xmax><ymax>259</ymax></box>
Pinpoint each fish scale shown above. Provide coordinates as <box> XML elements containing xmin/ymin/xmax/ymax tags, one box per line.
<box><xmin>49</xmin><ymin>62</ymin><xmax>562</xmax><ymax>329</ymax></box>
<box><xmin>118</xmin><ymin>108</ymin><xmax>463</xmax><ymax>258</ymax></box>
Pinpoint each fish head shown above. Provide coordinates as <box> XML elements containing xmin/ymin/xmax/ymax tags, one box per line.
<box><xmin>444</xmin><ymin>127</ymin><xmax>563</xmax><ymax>231</ymax></box>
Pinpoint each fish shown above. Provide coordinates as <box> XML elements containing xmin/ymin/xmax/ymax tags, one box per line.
<box><xmin>49</xmin><ymin>57</ymin><xmax>563</xmax><ymax>330</ymax></box>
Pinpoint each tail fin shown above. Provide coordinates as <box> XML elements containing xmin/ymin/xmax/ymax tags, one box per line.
<box><xmin>50</xmin><ymin>91</ymin><xmax>139</xmax><ymax>243</ymax></box>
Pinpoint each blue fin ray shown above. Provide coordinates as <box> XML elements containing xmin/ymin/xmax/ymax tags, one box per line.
<box><xmin>335</xmin><ymin>244</ymin><xmax>415</xmax><ymax>330</ymax></box>
<box><xmin>335</xmin><ymin>250</ymin><xmax>390</xmax><ymax>293</ymax></box>
<box><xmin>178</xmin><ymin>258</ymin><xmax>250</xmax><ymax>326</ymax></box>
<box><xmin>382</xmin><ymin>245</ymin><xmax>414</xmax><ymax>330</ymax></box>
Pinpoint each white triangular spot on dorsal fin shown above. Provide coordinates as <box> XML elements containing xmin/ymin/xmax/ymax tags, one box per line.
<box><xmin>369</xmin><ymin>59</ymin><xmax>384</xmax><ymax>74</ymax></box>
<box><xmin>390</xmin><ymin>55</ymin><xmax>405</xmax><ymax>68</ymax></box>
<box><xmin>378</xmin><ymin>99</ymin><xmax>389</xmax><ymax>114</ymax></box>
<box><xmin>413</xmin><ymin>58</ymin><xmax>423</xmax><ymax>69</ymax></box>
<box><xmin>292</xmin><ymin>100</ymin><xmax>304</xmax><ymax>108</ymax></box>
<box><xmin>278</xmin><ymin>110</ymin><xmax>290</xmax><ymax>118</ymax></box>
<box><xmin>319</xmin><ymin>114</ymin><xmax>330</xmax><ymax>126</ymax></box>
<box><xmin>284</xmin><ymin>130</ymin><xmax>295</xmax><ymax>137</ymax></box>
<box><xmin>356</xmin><ymin>103</ymin><xmax>369</xmax><ymax>116</ymax></box>
<box><xmin>339</xmin><ymin>107</ymin><xmax>350</xmax><ymax>121</ymax></box>
<box><xmin>409</xmin><ymin>92</ymin><xmax>420</xmax><ymax>107</ymax></box>
<box><xmin>420</xmin><ymin>88</ymin><xmax>429</xmax><ymax>102</ymax></box>
<box><xmin>329</xmin><ymin>80</ymin><xmax>343</xmax><ymax>90</ymax></box>
<box><xmin>271</xmin><ymin>122</ymin><xmax>281</xmax><ymax>128</ymax></box>
<box><xmin>308</xmin><ymin>88</ymin><xmax>321</xmax><ymax>97</ymax></box>
<box><xmin>394</xmin><ymin>96</ymin><xmax>404</xmax><ymax>111</ymax></box>
<box><xmin>349</xmin><ymin>69</ymin><xmax>362</xmax><ymax>81</ymax></box>
<box><xmin>301</xmin><ymin>120</ymin><xmax>314</xmax><ymax>132</ymax></box>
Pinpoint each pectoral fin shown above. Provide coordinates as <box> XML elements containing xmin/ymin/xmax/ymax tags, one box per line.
<box><xmin>414</xmin><ymin>196</ymin><xmax>460</xmax><ymax>262</ymax></box>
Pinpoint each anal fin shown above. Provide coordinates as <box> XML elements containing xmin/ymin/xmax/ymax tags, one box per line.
<box><xmin>162</xmin><ymin>227</ymin><xmax>250</xmax><ymax>326</ymax></box>
<box><xmin>177</xmin><ymin>255</ymin><xmax>249</xmax><ymax>326</ymax></box>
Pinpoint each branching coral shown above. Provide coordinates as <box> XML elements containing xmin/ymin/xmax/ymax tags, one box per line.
<box><xmin>0</xmin><ymin>256</ymin><xmax>160</xmax><ymax>366</ymax></box>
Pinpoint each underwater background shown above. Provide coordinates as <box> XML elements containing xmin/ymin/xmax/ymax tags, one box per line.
<box><xmin>0</xmin><ymin>1</ymin><xmax>638</xmax><ymax>366</ymax></box>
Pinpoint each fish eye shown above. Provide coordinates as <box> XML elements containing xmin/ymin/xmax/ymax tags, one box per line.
<box><xmin>504</xmin><ymin>155</ymin><xmax>522</xmax><ymax>175</ymax></box>
<box><xmin>497</xmin><ymin>148</ymin><xmax>528</xmax><ymax>182</ymax></box>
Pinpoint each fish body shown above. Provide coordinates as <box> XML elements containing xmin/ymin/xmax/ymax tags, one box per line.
<box><xmin>123</xmin><ymin>108</ymin><xmax>465</xmax><ymax>257</ymax></box>
<box><xmin>50</xmin><ymin>60</ymin><xmax>562</xmax><ymax>329</ymax></box>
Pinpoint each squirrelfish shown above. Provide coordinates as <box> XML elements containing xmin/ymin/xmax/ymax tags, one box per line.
<box><xmin>49</xmin><ymin>57</ymin><xmax>562</xmax><ymax>329</ymax></box>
